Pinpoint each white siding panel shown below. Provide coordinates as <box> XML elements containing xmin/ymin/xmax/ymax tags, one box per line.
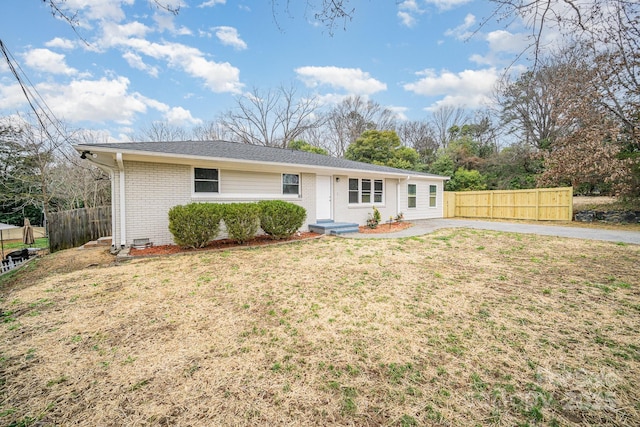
<box><xmin>333</xmin><ymin>177</ymin><xmax>400</xmax><ymax>225</ymax></box>
<box><xmin>400</xmin><ymin>178</ymin><xmax>445</xmax><ymax>220</ymax></box>
<box><xmin>222</xmin><ymin>169</ymin><xmax>281</xmax><ymax>194</ymax></box>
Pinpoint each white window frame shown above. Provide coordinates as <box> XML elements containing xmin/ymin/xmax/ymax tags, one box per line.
<box><xmin>429</xmin><ymin>184</ymin><xmax>437</xmax><ymax>207</ymax></box>
<box><xmin>282</xmin><ymin>173</ymin><xmax>301</xmax><ymax>196</ymax></box>
<box><xmin>348</xmin><ymin>178</ymin><xmax>384</xmax><ymax>205</ymax></box>
<box><xmin>193</xmin><ymin>167</ymin><xmax>219</xmax><ymax>194</ymax></box>
<box><xmin>408</xmin><ymin>184</ymin><xmax>417</xmax><ymax>208</ymax></box>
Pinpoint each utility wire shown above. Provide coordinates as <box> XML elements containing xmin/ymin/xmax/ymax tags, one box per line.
<box><xmin>0</xmin><ymin>38</ymin><xmax>97</xmax><ymax>171</ymax></box>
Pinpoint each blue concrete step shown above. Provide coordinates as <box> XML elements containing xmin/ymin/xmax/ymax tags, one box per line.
<box><xmin>330</xmin><ymin>226</ymin><xmax>360</xmax><ymax>235</ymax></box>
<box><xmin>309</xmin><ymin>220</ymin><xmax>360</xmax><ymax>235</ymax></box>
<box><xmin>316</xmin><ymin>219</ymin><xmax>334</xmax><ymax>224</ymax></box>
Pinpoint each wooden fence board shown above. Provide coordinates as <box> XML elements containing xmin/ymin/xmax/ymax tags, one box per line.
<box><xmin>444</xmin><ymin>187</ymin><xmax>573</xmax><ymax>221</ymax></box>
<box><xmin>48</xmin><ymin>206</ymin><xmax>111</xmax><ymax>252</ymax></box>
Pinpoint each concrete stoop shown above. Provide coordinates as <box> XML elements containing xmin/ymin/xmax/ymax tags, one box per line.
<box><xmin>309</xmin><ymin>220</ymin><xmax>360</xmax><ymax>235</ymax></box>
<box><xmin>81</xmin><ymin>236</ymin><xmax>113</xmax><ymax>248</ymax></box>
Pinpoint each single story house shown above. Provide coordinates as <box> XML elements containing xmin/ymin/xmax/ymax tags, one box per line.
<box><xmin>74</xmin><ymin>140</ymin><xmax>449</xmax><ymax>248</ymax></box>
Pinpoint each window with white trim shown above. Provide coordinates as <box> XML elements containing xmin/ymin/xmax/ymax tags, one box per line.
<box><xmin>194</xmin><ymin>168</ymin><xmax>219</xmax><ymax>193</ymax></box>
<box><xmin>283</xmin><ymin>173</ymin><xmax>300</xmax><ymax>195</ymax></box>
<box><xmin>408</xmin><ymin>184</ymin><xmax>417</xmax><ymax>208</ymax></box>
<box><xmin>429</xmin><ymin>184</ymin><xmax>437</xmax><ymax>207</ymax></box>
<box><xmin>349</xmin><ymin>178</ymin><xmax>359</xmax><ymax>203</ymax></box>
<box><xmin>348</xmin><ymin>178</ymin><xmax>384</xmax><ymax>204</ymax></box>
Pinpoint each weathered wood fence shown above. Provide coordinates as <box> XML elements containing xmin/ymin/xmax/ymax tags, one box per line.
<box><xmin>444</xmin><ymin>187</ymin><xmax>573</xmax><ymax>221</ymax></box>
<box><xmin>48</xmin><ymin>206</ymin><xmax>112</xmax><ymax>252</ymax></box>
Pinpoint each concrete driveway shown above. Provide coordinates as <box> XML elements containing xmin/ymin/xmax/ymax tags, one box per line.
<box><xmin>343</xmin><ymin>218</ymin><xmax>640</xmax><ymax>245</ymax></box>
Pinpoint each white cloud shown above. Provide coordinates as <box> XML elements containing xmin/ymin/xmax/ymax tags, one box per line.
<box><xmin>103</xmin><ymin>34</ymin><xmax>243</xmax><ymax>93</ymax></box>
<box><xmin>0</xmin><ymin>83</ymin><xmax>27</xmax><ymax>110</ymax></box>
<box><xmin>469</xmin><ymin>30</ymin><xmax>531</xmax><ymax>66</ymax></box>
<box><xmin>404</xmin><ymin>68</ymin><xmax>499</xmax><ymax>109</ymax></box>
<box><xmin>164</xmin><ymin>106</ymin><xmax>203</xmax><ymax>126</ymax></box>
<box><xmin>214</xmin><ymin>26</ymin><xmax>247</xmax><ymax>50</ymax></box>
<box><xmin>398</xmin><ymin>11</ymin><xmax>417</xmax><ymax>28</ymax></box>
<box><xmin>100</xmin><ymin>21</ymin><xmax>152</xmax><ymax>47</ymax></box>
<box><xmin>199</xmin><ymin>0</ymin><xmax>226</xmax><ymax>7</ymax></box>
<box><xmin>398</xmin><ymin>0</ymin><xmax>471</xmax><ymax>26</ymax></box>
<box><xmin>45</xmin><ymin>37</ymin><xmax>76</xmax><ymax>49</ymax></box>
<box><xmin>0</xmin><ymin>77</ymin><xmax>154</xmax><ymax>124</ymax></box>
<box><xmin>424</xmin><ymin>0</ymin><xmax>473</xmax><ymax>11</ymax></box>
<box><xmin>445</xmin><ymin>13</ymin><xmax>476</xmax><ymax>41</ymax></box>
<box><xmin>23</xmin><ymin>49</ymin><xmax>78</xmax><ymax>76</ymax></box>
<box><xmin>122</xmin><ymin>51</ymin><xmax>159</xmax><ymax>77</ymax></box>
<box><xmin>39</xmin><ymin>77</ymin><xmax>149</xmax><ymax>123</ymax></box>
<box><xmin>64</xmin><ymin>0</ymin><xmax>134</xmax><ymax>22</ymax></box>
<box><xmin>387</xmin><ymin>105</ymin><xmax>409</xmax><ymax>121</ymax></box>
<box><xmin>295</xmin><ymin>66</ymin><xmax>386</xmax><ymax>95</ymax></box>
<box><xmin>153</xmin><ymin>12</ymin><xmax>192</xmax><ymax>35</ymax></box>
<box><xmin>486</xmin><ymin>30</ymin><xmax>530</xmax><ymax>54</ymax></box>
<box><xmin>397</xmin><ymin>0</ymin><xmax>423</xmax><ymax>27</ymax></box>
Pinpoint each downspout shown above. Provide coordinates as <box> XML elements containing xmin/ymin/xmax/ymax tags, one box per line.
<box><xmin>396</xmin><ymin>178</ymin><xmax>401</xmax><ymax>217</ymax></box>
<box><xmin>116</xmin><ymin>153</ymin><xmax>126</xmax><ymax>248</ymax></box>
<box><xmin>110</xmin><ymin>170</ymin><xmax>116</xmax><ymax>250</ymax></box>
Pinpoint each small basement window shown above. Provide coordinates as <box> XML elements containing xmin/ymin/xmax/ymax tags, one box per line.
<box><xmin>194</xmin><ymin>168</ymin><xmax>219</xmax><ymax>193</ymax></box>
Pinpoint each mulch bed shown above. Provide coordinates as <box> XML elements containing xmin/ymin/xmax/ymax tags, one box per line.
<box><xmin>129</xmin><ymin>232</ymin><xmax>322</xmax><ymax>256</ymax></box>
<box><xmin>129</xmin><ymin>222</ymin><xmax>414</xmax><ymax>257</ymax></box>
<box><xmin>358</xmin><ymin>221</ymin><xmax>413</xmax><ymax>234</ymax></box>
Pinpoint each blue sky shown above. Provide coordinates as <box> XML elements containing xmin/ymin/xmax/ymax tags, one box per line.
<box><xmin>0</xmin><ymin>0</ymin><xmax>534</xmax><ymax>141</ymax></box>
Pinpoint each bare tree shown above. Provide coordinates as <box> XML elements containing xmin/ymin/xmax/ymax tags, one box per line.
<box><xmin>132</xmin><ymin>121</ymin><xmax>191</xmax><ymax>142</ymax></box>
<box><xmin>429</xmin><ymin>106</ymin><xmax>468</xmax><ymax>150</ymax></box>
<box><xmin>218</xmin><ymin>85</ymin><xmax>321</xmax><ymax>148</ymax></box>
<box><xmin>395</xmin><ymin>120</ymin><xmax>438</xmax><ymax>164</ymax></box>
<box><xmin>489</xmin><ymin>0</ymin><xmax>639</xmax><ymax>144</ymax></box>
<box><xmin>323</xmin><ymin>95</ymin><xmax>398</xmax><ymax>157</ymax></box>
<box><xmin>191</xmin><ymin>120</ymin><xmax>230</xmax><ymax>141</ymax></box>
<box><xmin>530</xmin><ymin>50</ymin><xmax>639</xmax><ymax>196</ymax></box>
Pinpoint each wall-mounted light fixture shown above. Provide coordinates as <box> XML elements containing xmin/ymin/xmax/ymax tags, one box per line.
<box><xmin>80</xmin><ymin>151</ymin><xmax>97</xmax><ymax>159</ymax></box>
<box><xmin>335</xmin><ymin>177</ymin><xmax>340</xmax><ymax>182</ymax></box>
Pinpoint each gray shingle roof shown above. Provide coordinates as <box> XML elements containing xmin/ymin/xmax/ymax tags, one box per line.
<box><xmin>80</xmin><ymin>140</ymin><xmax>447</xmax><ymax>178</ymax></box>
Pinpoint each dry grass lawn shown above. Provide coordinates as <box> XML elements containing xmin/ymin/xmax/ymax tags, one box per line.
<box><xmin>1</xmin><ymin>229</ymin><xmax>639</xmax><ymax>426</ymax></box>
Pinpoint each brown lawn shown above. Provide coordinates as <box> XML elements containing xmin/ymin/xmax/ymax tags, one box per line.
<box><xmin>1</xmin><ymin>229</ymin><xmax>639</xmax><ymax>426</ymax></box>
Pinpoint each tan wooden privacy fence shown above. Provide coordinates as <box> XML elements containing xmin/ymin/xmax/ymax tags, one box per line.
<box><xmin>48</xmin><ymin>206</ymin><xmax>111</xmax><ymax>252</ymax></box>
<box><xmin>444</xmin><ymin>187</ymin><xmax>573</xmax><ymax>221</ymax></box>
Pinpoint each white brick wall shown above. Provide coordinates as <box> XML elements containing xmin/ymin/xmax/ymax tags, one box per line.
<box><xmin>113</xmin><ymin>159</ymin><xmax>444</xmax><ymax>246</ymax></box>
<box><xmin>120</xmin><ymin>162</ymin><xmax>315</xmax><ymax>246</ymax></box>
<box><xmin>124</xmin><ymin>161</ymin><xmax>191</xmax><ymax>246</ymax></box>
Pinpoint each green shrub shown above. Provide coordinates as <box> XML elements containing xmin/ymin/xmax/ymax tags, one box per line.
<box><xmin>168</xmin><ymin>203</ymin><xmax>223</xmax><ymax>248</ymax></box>
<box><xmin>222</xmin><ymin>203</ymin><xmax>261</xmax><ymax>244</ymax></box>
<box><xmin>258</xmin><ymin>200</ymin><xmax>307</xmax><ymax>239</ymax></box>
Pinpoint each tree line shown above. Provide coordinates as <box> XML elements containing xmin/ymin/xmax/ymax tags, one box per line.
<box><xmin>131</xmin><ymin>36</ymin><xmax>639</xmax><ymax>198</ymax></box>
<box><xmin>1</xmin><ymin>0</ymin><xmax>637</xmax><ymax>227</ymax></box>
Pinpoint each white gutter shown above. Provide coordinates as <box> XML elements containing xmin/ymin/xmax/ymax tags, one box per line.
<box><xmin>116</xmin><ymin>153</ymin><xmax>126</xmax><ymax>248</ymax></box>
<box><xmin>74</xmin><ymin>145</ymin><xmax>449</xmax><ymax>181</ymax></box>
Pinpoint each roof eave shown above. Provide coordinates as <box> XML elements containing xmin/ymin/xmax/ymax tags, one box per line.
<box><xmin>73</xmin><ymin>144</ymin><xmax>449</xmax><ymax>181</ymax></box>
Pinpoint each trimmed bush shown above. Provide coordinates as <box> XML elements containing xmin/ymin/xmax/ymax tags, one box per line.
<box><xmin>258</xmin><ymin>200</ymin><xmax>307</xmax><ymax>239</ymax></box>
<box><xmin>168</xmin><ymin>203</ymin><xmax>223</xmax><ymax>248</ymax></box>
<box><xmin>222</xmin><ymin>203</ymin><xmax>261</xmax><ymax>244</ymax></box>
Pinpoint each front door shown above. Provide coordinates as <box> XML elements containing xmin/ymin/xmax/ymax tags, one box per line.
<box><xmin>316</xmin><ymin>175</ymin><xmax>332</xmax><ymax>220</ymax></box>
